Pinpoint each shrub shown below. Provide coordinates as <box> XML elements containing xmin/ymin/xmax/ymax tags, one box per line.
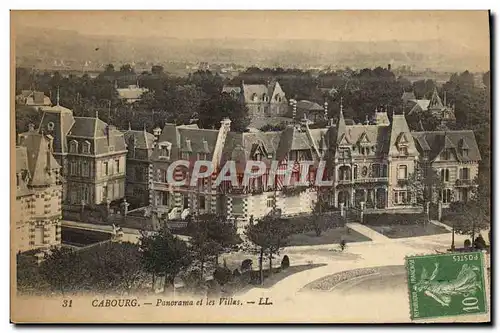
<box><xmin>281</xmin><ymin>255</ymin><xmax>290</xmax><ymax>269</ymax></box>
<box><xmin>474</xmin><ymin>235</ymin><xmax>487</xmax><ymax>250</ymax></box>
<box><xmin>181</xmin><ymin>269</ymin><xmax>203</xmax><ymax>291</ymax></box>
<box><xmin>241</xmin><ymin>259</ymin><xmax>253</xmax><ymax>272</ymax></box>
<box><xmin>213</xmin><ymin>266</ymin><xmax>232</xmax><ymax>286</ymax></box>
<box><xmin>464</xmin><ymin>239</ymin><xmax>471</xmax><ymax>248</ymax></box>
<box><xmin>363</xmin><ymin>213</ymin><xmax>427</xmax><ymax>226</ymax></box>
<box><xmin>233</xmin><ymin>269</ymin><xmax>241</xmax><ymax>277</ymax></box>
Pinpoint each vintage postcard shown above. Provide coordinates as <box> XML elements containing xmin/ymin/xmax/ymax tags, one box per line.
<box><xmin>10</xmin><ymin>10</ymin><xmax>491</xmax><ymax>323</ymax></box>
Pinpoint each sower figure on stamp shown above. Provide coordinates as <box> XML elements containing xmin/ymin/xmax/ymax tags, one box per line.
<box><xmin>414</xmin><ymin>262</ymin><xmax>482</xmax><ymax>307</ymax></box>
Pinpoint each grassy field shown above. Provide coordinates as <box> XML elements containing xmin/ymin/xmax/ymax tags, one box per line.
<box><xmin>287</xmin><ymin>226</ymin><xmax>371</xmax><ymax>246</ymax></box>
<box><xmin>367</xmin><ymin>223</ymin><xmax>449</xmax><ymax>239</ymax></box>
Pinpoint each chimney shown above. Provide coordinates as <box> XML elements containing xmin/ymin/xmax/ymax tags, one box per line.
<box><xmin>324</xmin><ymin>101</ymin><xmax>329</xmax><ymax>120</ymax></box>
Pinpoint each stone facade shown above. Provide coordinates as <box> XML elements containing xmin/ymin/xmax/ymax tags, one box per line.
<box><xmin>15</xmin><ymin>132</ymin><xmax>62</xmax><ymax>253</ymax></box>
<box><xmin>123</xmin><ymin>128</ymin><xmax>156</xmax><ymax>209</ymax></box>
<box><xmin>24</xmin><ymin>102</ymin><xmax>127</xmax><ymax>213</ymax></box>
<box><xmin>150</xmin><ymin>109</ymin><xmax>481</xmax><ymax>226</ymax></box>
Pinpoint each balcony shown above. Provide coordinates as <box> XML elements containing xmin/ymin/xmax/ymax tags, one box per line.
<box><xmin>455</xmin><ymin>179</ymin><xmax>475</xmax><ymax>187</ymax></box>
<box><xmin>354</xmin><ymin>177</ymin><xmax>388</xmax><ymax>184</ymax></box>
<box><xmin>337</xmin><ymin>179</ymin><xmax>353</xmax><ymax>185</ymax></box>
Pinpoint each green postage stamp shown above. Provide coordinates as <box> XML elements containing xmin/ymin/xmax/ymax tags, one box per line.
<box><xmin>406</xmin><ymin>252</ymin><xmax>488</xmax><ymax>320</ymax></box>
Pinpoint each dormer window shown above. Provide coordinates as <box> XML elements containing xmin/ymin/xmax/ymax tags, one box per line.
<box><xmin>398</xmin><ymin>147</ymin><xmax>408</xmax><ymax>156</ymax></box>
<box><xmin>82</xmin><ymin>141</ymin><xmax>91</xmax><ymax>154</ymax></box>
<box><xmin>252</xmin><ymin>93</ymin><xmax>258</xmax><ymax>102</ymax></box>
<box><xmin>69</xmin><ymin>140</ymin><xmax>78</xmax><ymax>153</ymax></box>
<box><xmin>462</xmin><ymin>148</ymin><xmax>469</xmax><ymax>157</ymax></box>
<box><xmin>275</xmin><ymin>95</ymin><xmax>282</xmax><ymax>102</ymax></box>
<box><xmin>441</xmin><ymin>149</ymin><xmax>450</xmax><ymax>160</ymax></box>
<box><xmin>159</xmin><ymin>142</ymin><xmax>172</xmax><ymax>159</ymax></box>
<box><xmin>198</xmin><ymin>152</ymin><xmax>208</xmax><ymax>161</ymax></box>
<box><xmin>263</xmin><ymin>94</ymin><xmax>269</xmax><ymax>102</ymax></box>
<box><xmin>47</xmin><ymin>122</ymin><xmax>55</xmax><ymax>131</ymax></box>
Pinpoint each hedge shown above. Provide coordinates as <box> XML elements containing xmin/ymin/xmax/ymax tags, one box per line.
<box><xmin>363</xmin><ymin>213</ymin><xmax>428</xmax><ymax>226</ymax></box>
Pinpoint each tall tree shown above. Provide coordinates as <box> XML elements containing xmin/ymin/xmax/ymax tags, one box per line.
<box><xmin>139</xmin><ymin>226</ymin><xmax>192</xmax><ymax>294</ymax></box>
<box><xmin>245</xmin><ymin>213</ymin><xmax>290</xmax><ymax>284</ymax></box>
<box><xmin>198</xmin><ymin>93</ymin><xmax>250</xmax><ymax>132</ymax></box>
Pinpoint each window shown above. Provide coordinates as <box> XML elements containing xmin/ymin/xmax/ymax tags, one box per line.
<box><xmin>394</xmin><ymin>191</ymin><xmax>411</xmax><ymax>205</ymax></box>
<box><xmin>353</xmin><ymin>165</ymin><xmax>358</xmax><ymax>179</ymax></box>
<box><xmin>160</xmin><ymin>145</ymin><xmax>170</xmax><ymax>158</ymax></box>
<box><xmin>440</xmin><ymin>169</ymin><xmax>450</xmax><ymax>182</ymax></box>
<box><xmin>103</xmin><ymin>162</ymin><xmax>109</xmax><ymax>176</ymax></box>
<box><xmin>115</xmin><ymin>159</ymin><xmax>120</xmax><ymax>173</ymax></box>
<box><xmin>102</xmin><ymin>186</ymin><xmax>108</xmax><ymax>201</ymax></box>
<box><xmin>267</xmin><ymin>195</ymin><xmax>275</xmax><ymax>208</ymax></box>
<box><xmin>199</xmin><ymin>196</ymin><xmax>206</xmax><ymax>210</ymax></box>
<box><xmin>462</xmin><ymin>149</ymin><xmax>469</xmax><ymax>157</ymax></box>
<box><xmin>182</xmin><ymin>152</ymin><xmax>190</xmax><ymax>160</ymax></box>
<box><xmin>82</xmin><ymin>161</ymin><xmax>90</xmax><ymax>177</ymax></box>
<box><xmin>82</xmin><ymin>185</ymin><xmax>90</xmax><ymax>203</ymax></box>
<box><xmin>70</xmin><ymin>161</ymin><xmax>78</xmax><ymax>176</ymax></box>
<box><xmin>460</xmin><ymin>168</ymin><xmax>470</xmax><ymax>180</ymax></box>
<box><xmin>82</xmin><ymin>141</ymin><xmax>91</xmax><ymax>154</ymax></box>
<box><xmin>397</xmin><ymin>165</ymin><xmax>407</xmax><ymax>180</ymax></box>
<box><xmin>252</xmin><ymin>93</ymin><xmax>258</xmax><ymax>102</ymax></box>
<box><xmin>381</xmin><ymin>164</ymin><xmax>388</xmax><ymax>177</ymax></box>
<box><xmin>399</xmin><ymin>147</ymin><xmax>408</xmax><ymax>156</ymax></box>
<box><xmin>275</xmin><ymin>95</ymin><xmax>282</xmax><ymax>102</ymax></box>
<box><xmin>158</xmin><ymin>169</ymin><xmax>167</xmax><ymax>183</ymax></box>
<box><xmin>69</xmin><ymin>140</ymin><xmax>78</xmax><ymax>153</ymax></box>
<box><xmin>16</xmin><ymin>174</ymin><xmax>20</xmax><ymax>187</ymax></box>
<box><xmin>198</xmin><ymin>153</ymin><xmax>208</xmax><ymax>161</ymax></box>
<box><xmin>441</xmin><ymin>150</ymin><xmax>450</xmax><ymax>160</ymax></box>
<box><xmin>440</xmin><ymin>189</ymin><xmax>453</xmax><ymax>204</ymax></box>
<box><xmin>371</xmin><ymin>164</ymin><xmax>381</xmax><ymax>178</ymax></box>
<box><xmin>263</xmin><ymin>94</ymin><xmax>269</xmax><ymax>102</ymax></box>
<box><xmin>47</xmin><ymin>122</ymin><xmax>55</xmax><ymax>131</ymax></box>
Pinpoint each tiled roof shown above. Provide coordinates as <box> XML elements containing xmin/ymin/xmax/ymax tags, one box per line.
<box><xmin>242</xmin><ymin>84</ymin><xmax>269</xmax><ymax>103</ymax></box>
<box><xmin>402</xmin><ymin>91</ymin><xmax>416</xmax><ymax>101</ymax></box>
<box><xmin>70</xmin><ymin>117</ymin><xmax>108</xmax><ymax>138</ymax></box>
<box><xmin>123</xmin><ymin>130</ymin><xmax>156</xmax><ymax>150</ymax></box>
<box><xmin>18</xmin><ymin>132</ymin><xmax>61</xmax><ymax>187</ymax></box>
<box><xmin>296</xmin><ymin>100</ymin><xmax>324</xmax><ymax>111</ymax></box>
<box><xmin>388</xmin><ymin>115</ymin><xmax>418</xmax><ymax>156</ymax></box>
<box><xmin>411</xmin><ymin>131</ymin><xmax>481</xmax><ymax>162</ymax></box>
<box><xmin>407</xmin><ymin>99</ymin><xmax>431</xmax><ymax>115</ymax></box>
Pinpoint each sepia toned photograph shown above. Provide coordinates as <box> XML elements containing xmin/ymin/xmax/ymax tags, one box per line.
<box><xmin>10</xmin><ymin>10</ymin><xmax>491</xmax><ymax>323</ymax></box>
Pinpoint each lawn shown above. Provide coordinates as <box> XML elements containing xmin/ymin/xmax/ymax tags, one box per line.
<box><xmin>287</xmin><ymin>226</ymin><xmax>371</xmax><ymax>246</ymax></box>
<box><xmin>366</xmin><ymin>223</ymin><xmax>449</xmax><ymax>239</ymax></box>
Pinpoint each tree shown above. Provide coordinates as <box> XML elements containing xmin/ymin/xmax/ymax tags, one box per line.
<box><xmin>189</xmin><ymin>214</ymin><xmax>239</xmax><ymax>277</ymax></box>
<box><xmin>139</xmin><ymin>226</ymin><xmax>192</xmax><ymax>294</ymax></box>
<box><xmin>310</xmin><ymin>199</ymin><xmax>328</xmax><ymax>236</ymax></box>
<box><xmin>444</xmin><ymin>200</ymin><xmax>490</xmax><ymax>249</ymax></box>
<box><xmin>407</xmin><ymin>167</ymin><xmax>444</xmax><ymax>206</ymax></box>
<box><xmin>482</xmin><ymin>71</ymin><xmax>490</xmax><ymax>90</ymax></box>
<box><xmin>245</xmin><ymin>214</ymin><xmax>290</xmax><ymax>284</ymax></box>
<box><xmin>198</xmin><ymin>93</ymin><xmax>250</xmax><ymax>132</ymax></box>
<box><xmin>39</xmin><ymin>247</ymin><xmax>81</xmax><ymax>295</ymax></box>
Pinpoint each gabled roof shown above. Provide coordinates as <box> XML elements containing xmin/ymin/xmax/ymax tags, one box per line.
<box><xmin>411</xmin><ymin>130</ymin><xmax>481</xmax><ymax>162</ymax></box>
<box><xmin>402</xmin><ymin>91</ymin><xmax>416</xmax><ymax>101</ymax></box>
<box><xmin>388</xmin><ymin>115</ymin><xmax>418</xmax><ymax>156</ymax></box>
<box><xmin>407</xmin><ymin>99</ymin><xmax>430</xmax><ymax>115</ymax></box>
<box><xmin>429</xmin><ymin>87</ymin><xmax>444</xmax><ymax>109</ymax></box>
<box><xmin>242</xmin><ymin>83</ymin><xmax>269</xmax><ymax>103</ymax></box>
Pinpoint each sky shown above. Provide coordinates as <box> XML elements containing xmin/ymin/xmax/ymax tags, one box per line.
<box><xmin>12</xmin><ymin>10</ymin><xmax>490</xmax><ymax>53</ymax></box>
